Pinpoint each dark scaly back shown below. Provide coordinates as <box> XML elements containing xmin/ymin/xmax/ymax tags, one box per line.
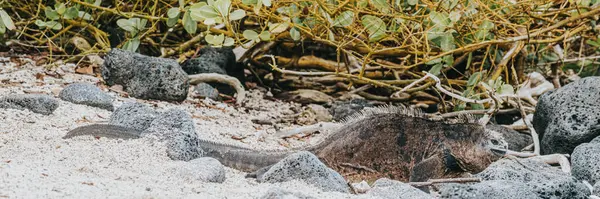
<box><xmin>311</xmin><ymin>105</ymin><xmax>505</xmax><ymax>182</ymax></box>
<box><xmin>197</xmin><ymin>105</ymin><xmax>507</xmax><ymax>182</ymax></box>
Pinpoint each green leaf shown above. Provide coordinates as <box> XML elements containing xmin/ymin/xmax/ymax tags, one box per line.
<box><xmin>543</xmin><ymin>53</ymin><xmax>559</xmax><ymax>62</ymax></box>
<box><xmin>168</xmin><ymin>8</ymin><xmax>180</xmax><ymax>18</ymax></box>
<box><xmin>206</xmin><ymin>33</ymin><xmax>225</xmax><ymax>46</ymax></box>
<box><xmin>480</xmin><ymin>20</ymin><xmax>494</xmax><ymax>30</ymax></box>
<box><xmin>467</xmin><ymin>72</ymin><xmax>482</xmax><ymax>86</ymax></box>
<box><xmin>203</xmin><ymin>17</ymin><xmax>216</xmax><ymax>25</ymax></box>
<box><xmin>63</xmin><ymin>7</ymin><xmax>79</xmax><ymax>20</ymax></box>
<box><xmin>449</xmin><ymin>11</ymin><xmax>460</xmax><ymax>23</ymax></box>
<box><xmin>45</xmin><ymin>21</ymin><xmax>62</xmax><ymax>30</ymax></box>
<box><xmin>332</xmin><ymin>11</ymin><xmax>354</xmax><ymax>27</ymax></box>
<box><xmin>328</xmin><ymin>29</ymin><xmax>335</xmax><ymax>41</ymax></box>
<box><xmin>55</xmin><ymin>3</ymin><xmax>66</xmax><ymax>15</ymax></box>
<box><xmin>122</xmin><ymin>37</ymin><xmax>141</xmax><ymax>52</ymax></box>
<box><xmin>268</xmin><ymin>22</ymin><xmax>289</xmax><ymax>33</ymax></box>
<box><xmin>78</xmin><ymin>11</ymin><xmax>93</xmax><ymax>20</ymax></box>
<box><xmin>0</xmin><ymin>20</ymin><xmax>5</xmax><ymax>34</ymax></box>
<box><xmin>0</xmin><ymin>9</ymin><xmax>15</xmax><ymax>30</ymax></box>
<box><xmin>179</xmin><ymin>0</ymin><xmax>186</xmax><ymax>7</ymax></box>
<box><xmin>243</xmin><ymin>30</ymin><xmax>259</xmax><ymax>40</ymax></box>
<box><xmin>442</xmin><ymin>54</ymin><xmax>454</xmax><ymax>66</ymax></box>
<box><xmin>319</xmin><ymin>7</ymin><xmax>333</xmax><ymax>24</ymax></box>
<box><xmin>262</xmin><ymin>0</ymin><xmax>272</xmax><ymax>6</ymax></box>
<box><xmin>214</xmin><ymin>0</ymin><xmax>231</xmax><ymax>17</ymax></box>
<box><xmin>372</xmin><ymin>0</ymin><xmax>390</xmax><ymax>14</ymax></box>
<box><xmin>45</xmin><ymin>7</ymin><xmax>60</xmax><ymax>20</ymax></box>
<box><xmin>117</xmin><ymin>19</ymin><xmax>136</xmax><ymax>32</ymax></box>
<box><xmin>242</xmin><ymin>0</ymin><xmax>258</xmax><ymax>5</ymax></box>
<box><xmin>229</xmin><ymin>9</ymin><xmax>246</xmax><ymax>20</ymax></box>
<box><xmin>259</xmin><ymin>31</ymin><xmax>271</xmax><ymax>41</ymax></box>
<box><xmin>35</xmin><ymin>20</ymin><xmax>46</xmax><ymax>27</ymax></box>
<box><xmin>428</xmin><ymin>63</ymin><xmax>443</xmax><ymax>75</ymax></box>
<box><xmin>358</xmin><ymin>0</ymin><xmax>369</xmax><ymax>7</ymax></box>
<box><xmin>207</xmin><ymin>0</ymin><xmax>216</xmax><ymax>6</ymax></box>
<box><xmin>439</xmin><ymin>34</ymin><xmax>455</xmax><ymax>51</ymax></box>
<box><xmin>167</xmin><ymin>16</ymin><xmax>178</xmax><ymax>27</ymax></box>
<box><xmin>361</xmin><ymin>15</ymin><xmax>387</xmax><ymax>42</ymax></box>
<box><xmin>429</xmin><ymin>11</ymin><xmax>451</xmax><ymax>27</ymax></box>
<box><xmin>190</xmin><ymin>2</ymin><xmax>207</xmax><ymax>10</ymax></box>
<box><xmin>254</xmin><ymin>0</ymin><xmax>263</xmax><ymax>14</ymax></box>
<box><xmin>407</xmin><ymin>0</ymin><xmax>418</xmax><ymax>5</ymax></box>
<box><xmin>276</xmin><ymin>4</ymin><xmax>299</xmax><ymax>16</ymax></box>
<box><xmin>196</xmin><ymin>6</ymin><xmax>220</xmax><ymax>19</ymax></box>
<box><xmin>136</xmin><ymin>18</ymin><xmax>148</xmax><ymax>30</ymax></box>
<box><xmin>498</xmin><ymin>84</ymin><xmax>515</xmax><ymax>95</ymax></box>
<box><xmin>94</xmin><ymin>0</ymin><xmax>102</xmax><ymax>6</ymax></box>
<box><xmin>290</xmin><ymin>28</ymin><xmax>301</xmax><ymax>41</ymax></box>
<box><xmin>223</xmin><ymin>37</ymin><xmax>234</xmax><ymax>46</ymax></box>
<box><xmin>441</xmin><ymin>0</ymin><xmax>459</xmax><ymax>10</ymax></box>
<box><xmin>586</xmin><ymin>40</ymin><xmax>600</xmax><ymax>48</ymax></box>
<box><xmin>183</xmin><ymin>11</ymin><xmax>197</xmax><ymax>34</ymax></box>
<box><xmin>426</xmin><ymin>58</ymin><xmax>442</xmax><ymax>65</ymax></box>
<box><xmin>470</xmin><ymin>103</ymin><xmax>484</xmax><ymax>110</ymax></box>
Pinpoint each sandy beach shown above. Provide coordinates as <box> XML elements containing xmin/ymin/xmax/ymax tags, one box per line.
<box><xmin>0</xmin><ymin>57</ymin><xmax>367</xmax><ymax>199</ymax></box>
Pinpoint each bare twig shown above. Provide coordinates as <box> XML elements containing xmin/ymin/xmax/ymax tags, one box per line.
<box><xmin>438</xmin><ymin>109</ymin><xmax>520</xmax><ymax>118</ymax></box>
<box><xmin>408</xmin><ymin>177</ymin><xmax>481</xmax><ymax>187</ymax></box>
<box><xmin>340</xmin><ymin>163</ymin><xmax>377</xmax><ymax>173</ymax></box>
<box><xmin>188</xmin><ymin>73</ymin><xmax>245</xmax><ymax>105</ymax></box>
<box><xmin>274</xmin><ymin>122</ymin><xmax>341</xmax><ymax>138</ymax></box>
<box><xmin>528</xmin><ymin>154</ymin><xmax>571</xmax><ymax>173</ymax></box>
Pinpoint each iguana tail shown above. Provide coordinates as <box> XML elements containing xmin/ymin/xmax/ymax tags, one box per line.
<box><xmin>197</xmin><ymin>139</ymin><xmax>303</xmax><ymax>172</ymax></box>
<box><xmin>63</xmin><ymin>124</ymin><xmax>142</xmax><ymax>139</ymax></box>
<box><xmin>63</xmin><ymin>124</ymin><xmax>314</xmax><ymax>172</ymax></box>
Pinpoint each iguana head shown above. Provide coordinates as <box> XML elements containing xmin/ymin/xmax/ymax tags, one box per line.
<box><xmin>445</xmin><ymin>125</ymin><xmax>509</xmax><ymax>174</ymax></box>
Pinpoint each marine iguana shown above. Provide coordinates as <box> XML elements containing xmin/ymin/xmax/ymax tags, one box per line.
<box><xmin>63</xmin><ymin>105</ymin><xmax>509</xmax><ymax>183</ymax></box>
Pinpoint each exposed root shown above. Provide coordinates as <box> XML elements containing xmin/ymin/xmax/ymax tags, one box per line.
<box><xmin>438</xmin><ymin>108</ymin><xmax>520</xmax><ymax>118</ymax></box>
<box><xmin>340</xmin><ymin>163</ymin><xmax>377</xmax><ymax>173</ymax></box>
<box><xmin>527</xmin><ymin>154</ymin><xmax>571</xmax><ymax>173</ymax></box>
<box><xmin>188</xmin><ymin>73</ymin><xmax>245</xmax><ymax>105</ymax></box>
<box><xmin>408</xmin><ymin>177</ymin><xmax>481</xmax><ymax>187</ymax></box>
<box><xmin>274</xmin><ymin>122</ymin><xmax>341</xmax><ymax>138</ymax></box>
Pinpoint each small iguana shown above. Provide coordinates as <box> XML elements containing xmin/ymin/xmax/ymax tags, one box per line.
<box><xmin>63</xmin><ymin>105</ymin><xmax>509</xmax><ymax>183</ymax></box>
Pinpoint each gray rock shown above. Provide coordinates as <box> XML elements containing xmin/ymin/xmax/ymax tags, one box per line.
<box><xmin>527</xmin><ymin>177</ymin><xmax>590</xmax><ymax>199</ymax></box>
<box><xmin>109</xmin><ymin>102</ymin><xmax>158</xmax><ymax>131</ymax></box>
<box><xmin>594</xmin><ymin>182</ymin><xmax>600</xmax><ymax>196</ymax></box>
<box><xmin>476</xmin><ymin>159</ymin><xmax>564</xmax><ymax>182</ymax></box>
<box><xmin>366</xmin><ymin>178</ymin><xmax>433</xmax><ymax>199</ymax></box>
<box><xmin>101</xmin><ymin>48</ymin><xmax>189</xmax><ymax>102</ymax></box>
<box><xmin>142</xmin><ymin>108</ymin><xmax>201</xmax><ymax>161</ymax></box>
<box><xmin>436</xmin><ymin>180</ymin><xmax>539</xmax><ymax>199</ymax></box>
<box><xmin>192</xmin><ymin>83</ymin><xmax>219</xmax><ymax>100</ymax></box>
<box><xmin>593</xmin><ymin>136</ymin><xmax>600</xmax><ymax>143</ymax></box>
<box><xmin>258</xmin><ymin>151</ymin><xmax>350</xmax><ymax>193</ymax></box>
<box><xmin>532</xmin><ymin>76</ymin><xmax>600</xmax><ymax>154</ymax></box>
<box><xmin>181</xmin><ymin>46</ymin><xmax>238</xmax><ymax>77</ymax></box>
<box><xmin>476</xmin><ymin>158</ymin><xmax>590</xmax><ymax>199</ymax></box>
<box><xmin>170</xmin><ymin>157</ymin><xmax>226</xmax><ymax>183</ymax></box>
<box><xmin>0</xmin><ymin>94</ymin><xmax>59</xmax><ymax>115</ymax></box>
<box><xmin>58</xmin><ymin>82</ymin><xmax>114</xmax><ymax>110</ymax></box>
<box><xmin>306</xmin><ymin>104</ymin><xmax>332</xmax><ymax>122</ymax></box>
<box><xmin>275</xmin><ymin>89</ymin><xmax>333</xmax><ymax>104</ymax></box>
<box><xmin>572</xmin><ymin>141</ymin><xmax>600</xmax><ymax>184</ymax></box>
<box><xmin>486</xmin><ymin>124</ymin><xmax>533</xmax><ymax>151</ymax></box>
<box><xmin>260</xmin><ymin>187</ymin><xmax>317</xmax><ymax>199</ymax></box>
<box><xmin>329</xmin><ymin>98</ymin><xmax>375</xmax><ymax>121</ymax></box>
<box><xmin>181</xmin><ymin>47</ymin><xmax>243</xmax><ymax>95</ymax></box>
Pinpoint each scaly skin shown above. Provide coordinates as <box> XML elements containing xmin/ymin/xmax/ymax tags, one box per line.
<box><xmin>63</xmin><ymin>106</ymin><xmax>509</xmax><ymax>183</ymax></box>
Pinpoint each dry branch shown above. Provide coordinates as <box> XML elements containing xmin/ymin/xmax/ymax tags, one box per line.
<box><xmin>188</xmin><ymin>73</ymin><xmax>245</xmax><ymax>105</ymax></box>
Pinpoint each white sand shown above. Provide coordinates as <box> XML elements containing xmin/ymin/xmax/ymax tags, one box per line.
<box><xmin>0</xmin><ymin>57</ymin><xmax>365</xmax><ymax>199</ymax></box>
